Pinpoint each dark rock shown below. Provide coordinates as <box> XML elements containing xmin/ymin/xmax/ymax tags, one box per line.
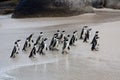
<box><xmin>0</xmin><ymin>0</ymin><xmax>9</xmax><ymax>2</ymax></box>
<box><xmin>0</xmin><ymin>1</ymin><xmax>18</xmax><ymax>15</ymax></box>
<box><xmin>105</xmin><ymin>0</ymin><xmax>120</xmax><ymax>9</ymax></box>
<box><xmin>92</xmin><ymin>0</ymin><xmax>105</xmax><ymax>8</ymax></box>
<box><xmin>12</xmin><ymin>0</ymin><xmax>93</xmax><ymax>18</ymax></box>
<box><xmin>92</xmin><ymin>0</ymin><xmax>120</xmax><ymax>9</ymax></box>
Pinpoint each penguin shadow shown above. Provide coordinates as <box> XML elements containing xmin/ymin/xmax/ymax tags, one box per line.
<box><xmin>62</xmin><ymin>51</ymin><xmax>70</xmax><ymax>55</ymax></box>
<box><xmin>51</xmin><ymin>50</ymin><xmax>60</xmax><ymax>55</ymax></box>
<box><xmin>10</xmin><ymin>54</ymin><xmax>19</xmax><ymax>62</ymax></box>
<box><xmin>22</xmin><ymin>47</ymin><xmax>32</xmax><ymax>54</ymax></box>
<box><xmin>29</xmin><ymin>56</ymin><xmax>38</xmax><ymax>61</ymax></box>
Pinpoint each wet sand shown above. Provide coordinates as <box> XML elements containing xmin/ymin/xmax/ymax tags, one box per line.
<box><xmin>0</xmin><ymin>9</ymin><xmax>120</xmax><ymax>80</ymax></box>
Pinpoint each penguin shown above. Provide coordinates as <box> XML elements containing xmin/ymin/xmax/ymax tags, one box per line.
<box><xmin>37</xmin><ymin>38</ymin><xmax>48</xmax><ymax>55</ymax></box>
<box><xmin>52</xmin><ymin>36</ymin><xmax>59</xmax><ymax>51</ymax></box>
<box><xmin>59</xmin><ymin>30</ymin><xmax>65</xmax><ymax>44</ymax></box>
<box><xmin>91</xmin><ymin>31</ymin><xmax>99</xmax><ymax>51</ymax></box>
<box><xmin>91</xmin><ymin>31</ymin><xmax>99</xmax><ymax>44</ymax></box>
<box><xmin>86</xmin><ymin>28</ymin><xmax>92</xmax><ymax>40</ymax></box>
<box><xmin>83</xmin><ymin>28</ymin><xmax>92</xmax><ymax>43</ymax></box>
<box><xmin>10</xmin><ymin>40</ymin><xmax>21</xmax><ymax>58</ymax></box>
<box><xmin>22</xmin><ymin>38</ymin><xmax>29</xmax><ymax>51</ymax></box>
<box><xmin>62</xmin><ymin>35</ymin><xmax>70</xmax><ymax>54</ymax></box>
<box><xmin>80</xmin><ymin>26</ymin><xmax>88</xmax><ymax>39</ymax></box>
<box><xmin>27</xmin><ymin>33</ymin><xmax>34</xmax><ymax>47</ymax></box>
<box><xmin>69</xmin><ymin>31</ymin><xmax>77</xmax><ymax>46</ymax></box>
<box><xmin>35</xmin><ymin>32</ymin><xmax>43</xmax><ymax>45</ymax></box>
<box><xmin>49</xmin><ymin>34</ymin><xmax>57</xmax><ymax>50</ymax></box>
<box><xmin>22</xmin><ymin>33</ymin><xmax>34</xmax><ymax>51</ymax></box>
<box><xmin>91</xmin><ymin>36</ymin><xmax>99</xmax><ymax>51</ymax></box>
<box><xmin>29</xmin><ymin>43</ymin><xmax>37</xmax><ymax>58</ymax></box>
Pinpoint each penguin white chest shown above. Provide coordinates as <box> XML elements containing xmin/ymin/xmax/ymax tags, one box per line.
<box><xmin>43</xmin><ymin>43</ymin><xmax>47</xmax><ymax>51</ymax></box>
<box><xmin>64</xmin><ymin>41</ymin><xmax>69</xmax><ymax>51</ymax></box>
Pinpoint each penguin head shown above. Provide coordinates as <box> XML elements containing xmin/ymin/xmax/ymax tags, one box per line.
<box><xmin>57</xmin><ymin>30</ymin><xmax>60</xmax><ymax>32</ymax></box>
<box><xmin>44</xmin><ymin>38</ymin><xmax>47</xmax><ymax>41</ymax></box>
<box><xmin>96</xmin><ymin>31</ymin><xmax>99</xmax><ymax>33</ymax></box>
<box><xmin>67</xmin><ymin>35</ymin><xmax>70</xmax><ymax>37</ymax></box>
<box><xmin>62</xmin><ymin>30</ymin><xmax>65</xmax><ymax>33</ymax></box>
<box><xmin>84</xmin><ymin>26</ymin><xmax>88</xmax><ymax>28</ymax></box>
<box><xmin>73</xmin><ymin>30</ymin><xmax>77</xmax><ymax>34</ymax></box>
<box><xmin>15</xmin><ymin>42</ymin><xmax>17</xmax><ymax>44</ymax></box>
<box><xmin>40</xmin><ymin>32</ymin><xmax>43</xmax><ymax>34</ymax></box>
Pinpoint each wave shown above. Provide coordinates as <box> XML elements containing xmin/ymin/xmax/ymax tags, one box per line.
<box><xmin>0</xmin><ymin>58</ymin><xmax>59</xmax><ymax>80</ymax></box>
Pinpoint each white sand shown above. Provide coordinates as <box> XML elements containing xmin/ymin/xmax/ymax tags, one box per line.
<box><xmin>0</xmin><ymin>9</ymin><xmax>120</xmax><ymax>80</ymax></box>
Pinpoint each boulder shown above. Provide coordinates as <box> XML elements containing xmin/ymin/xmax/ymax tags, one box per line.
<box><xmin>105</xmin><ymin>0</ymin><xmax>120</xmax><ymax>9</ymax></box>
<box><xmin>0</xmin><ymin>0</ymin><xmax>18</xmax><ymax>15</ymax></box>
<box><xmin>12</xmin><ymin>0</ymin><xmax>94</xmax><ymax>18</ymax></box>
<box><xmin>92</xmin><ymin>0</ymin><xmax>120</xmax><ymax>9</ymax></box>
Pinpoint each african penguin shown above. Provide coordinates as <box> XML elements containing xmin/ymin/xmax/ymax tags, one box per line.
<box><xmin>80</xmin><ymin>26</ymin><xmax>88</xmax><ymax>39</ymax></box>
<box><xmin>10</xmin><ymin>40</ymin><xmax>21</xmax><ymax>58</ymax></box>
<box><xmin>37</xmin><ymin>38</ymin><xmax>48</xmax><ymax>55</ymax></box>
<box><xmin>62</xmin><ymin>35</ymin><xmax>70</xmax><ymax>54</ymax></box>
<box><xmin>29</xmin><ymin>43</ymin><xmax>37</xmax><ymax>58</ymax></box>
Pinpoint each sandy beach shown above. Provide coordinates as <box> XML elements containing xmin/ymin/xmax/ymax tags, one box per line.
<box><xmin>0</xmin><ymin>9</ymin><xmax>120</xmax><ymax>80</ymax></box>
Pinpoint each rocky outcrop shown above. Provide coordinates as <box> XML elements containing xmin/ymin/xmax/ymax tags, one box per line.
<box><xmin>105</xmin><ymin>0</ymin><xmax>120</xmax><ymax>9</ymax></box>
<box><xmin>0</xmin><ymin>0</ymin><xmax>18</xmax><ymax>15</ymax></box>
<box><xmin>12</xmin><ymin>0</ymin><xmax>94</xmax><ymax>18</ymax></box>
<box><xmin>92</xmin><ymin>0</ymin><xmax>120</xmax><ymax>9</ymax></box>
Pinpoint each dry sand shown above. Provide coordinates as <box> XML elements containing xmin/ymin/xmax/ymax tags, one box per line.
<box><xmin>0</xmin><ymin>9</ymin><xmax>120</xmax><ymax>80</ymax></box>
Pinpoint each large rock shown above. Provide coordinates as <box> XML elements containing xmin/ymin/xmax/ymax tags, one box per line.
<box><xmin>0</xmin><ymin>0</ymin><xmax>19</xmax><ymax>15</ymax></box>
<box><xmin>105</xmin><ymin>0</ymin><xmax>120</xmax><ymax>9</ymax></box>
<box><xmin>92</xmin><ymin>0</ymin><xmax>105</xmax><ymax>8</ymax></box>
<box><xmin>92</xmin><ymin>0</ymin><xmax>120</xmax><ymax>9</ymax></box>
<box><xmin>12</xmin><ymin>0</ymin><xmax>94</xmax><ymax>18</ymax></box>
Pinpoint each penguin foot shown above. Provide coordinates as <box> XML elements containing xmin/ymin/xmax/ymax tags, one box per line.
<box><xmin>91</xmin><ymin>48</ymin><xmax>98</xmax><ymax>51</ymax></box>
<box><xmin>79</xmin><ymin>38</ymin><xmax>83</xmax><ymax>39</ymax></box>
<box><xmin>95</xmin><ymin>48</ymin><xmax>99</xmax><ymax>51</ymax></box>
<box><xmin>55</xmin><ymin>49</ymin><xmax>59</xmax><ymax>51</ymax></box>
<box><xmin>29</xmin><ymin>56</ymin><xmax>35</xmax><ymax>58</ymax></box>
<box><xmin>72</xmin><ymin>44</ymin><xmax>76</xmax><ymax>46</ymax></box>
<box><xmin>42</xmin><ymin>53</ymin><xmax>45</xmax><ymax>55</ymax></box>
<box><xmin>83</xmin><ymin>41</ymin><xmax>88</xmax><ymax>43</ymax></box>
<box><xmin>10</xmin><ymin>55</ymin><xmax>15</xmax><ymax>58</ymax></box>
<box><xmin>62</xmin><ymin>51</ymin><xmax>64</xmax><ymax>54</ymax></box>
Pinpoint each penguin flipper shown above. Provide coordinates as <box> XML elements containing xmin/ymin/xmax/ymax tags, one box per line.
<box><xmin>10</xmin><ymin>52</ymin><xmax>15</xmax><ymax>58</ymax></box>
<box><xmin>46</xmin><ymin>47</ymin><xmax>48</xmax><ymax>51</ymax></box>
<box><xmin>68</xmin><ymin>46</ymin><xmax>70</xmax><ymax>50</ymax></box>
